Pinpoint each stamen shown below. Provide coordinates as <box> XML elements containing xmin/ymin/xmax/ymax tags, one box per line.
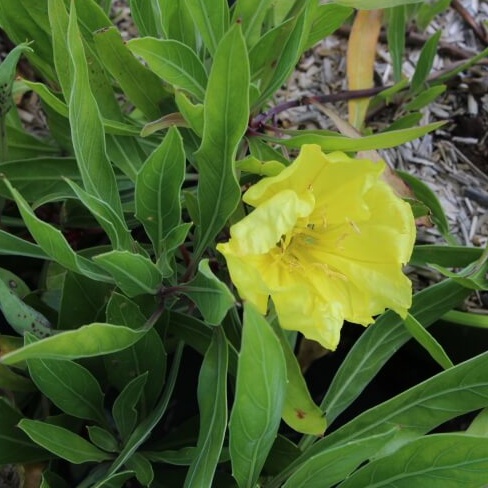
<box><xmin>312</xmin><ymin>263</ymin><xmax>348</xmax><ymax>281</ymax></box>
<box><xmin>347</xmin><ymin>218</ymin><xmax>361</xmax><ymax>234</ymax></box>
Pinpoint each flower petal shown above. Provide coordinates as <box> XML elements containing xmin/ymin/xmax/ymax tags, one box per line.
<box><xmin>272</xmin><ymin>286</ymin><xmax>345</xmax><ymax>350</ymax></box>
<box><xmin>229</xmin><ymin>189</ymin><xmax>314</xmax><ymax>255</ymax></box>
<box><xmin>245</xmin><ymin>145</ymin><xmax>385</xmax><ymax>226</ymax></box>
<box><xmin>215</xmin><ymin>246</ymin><xmax>270</xmax><ymax>313</ymax></box>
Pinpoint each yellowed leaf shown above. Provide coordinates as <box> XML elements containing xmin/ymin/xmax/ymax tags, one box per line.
<box><xmin>347</xmin><ymin>9</ymin><xmax>383</xmax><ymax>129</ymax></box>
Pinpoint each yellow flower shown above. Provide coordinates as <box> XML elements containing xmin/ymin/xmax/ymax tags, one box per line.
<box><xmin>217</xmin><ymin>144</ymin><xmax>416</xmax><ymax>350</ymax></box>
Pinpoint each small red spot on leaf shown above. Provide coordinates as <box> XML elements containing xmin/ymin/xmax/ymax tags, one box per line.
<box><xmin>295</xmin><ymin>409</ymin><xmax>306</xmax><ymax>419</ymax></box>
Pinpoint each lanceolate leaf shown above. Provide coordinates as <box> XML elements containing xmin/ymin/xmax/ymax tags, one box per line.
<box><xmin>27</xmin><ymin>357</ymin><xmax>106</xmax><ymax>424</ymax></box>
<box><xmin>411</xmin><ymin>30</ymin><xmax>442</xmax><ymax>93</ymax></box>
<box><xmin>184</xmin><ymin>328</ymin><xmax>228</xmax><ymax>487</ymax></box>
<box><xmin>181</xmin><ymin>259</ymin><xmax>235</xmax><ymax>325</ymax></box>
<box><xmin>185</xmin><ymin>0</ymin><xmax>229</xmax><ymax>55</ymax></box>
<box><xmin>334</xmin><ymin>0</ymin><xmax>423</xmax><ymax>8</ymax></box>
<box><xmin>1</xmin><ymin>323</ymin><xmax>148</xmax><ymax>364</ymax></box>
<box><xmin>339</xmin><ymin>434</ymin><xmax>488</xmax><ymax>488</ymax></box>
<box><xmin>308</xmin><ymin>351</ymin><xmax>488</xmax><ymax>457</ymax></box>
<box><xmin>195</xmin><ymin>24</ymin><xmax>250</xmax><ymax>259</ymax></box>
<box><xmin>252</xmin><ymin>4</ymin><xmax>312</xmax><ymax>108</ymax></box>
<box><xmin>0</xmin><ymin>157</ymin><xmax>80</xmax><ymax>202</ymax></box>
<box><xmin>3</xmin><ymin>178</ymin><xmax>112</xmax><ymax>282</ymax></box>
<box><xmin>66</xmin><ymin>1</ymin><xmax>124</xmax><ymax>218</ymax></box>
<box><xmin>266</xmin><ymin>121</ymin><xmax>445</xmax><ymax>152</ymax></box>
<box><xmin>229</xmin><ymin>304</ymin><xmax>287</xmax><ymax>488</ymax></box>
<box><xmin>271</xmin><ymin>322</ymin><xmax>327</xmax><ymax>436</ymax></box>
<box><xmin>282</xmin><ymin>430</ymin><xmax>397</xmax><ymax>488</ymax></box>
<box><xmin>19</xmin><ymin>420</ymin><xmax>111</xmax><ymax>464</ymax></box>
<box><xmin>128</xmin><ymin>38</ymin><xmax>208</xmax><ymax>101</ymax></box>
<box><xmin>0</xmin><ymin>43</ymin><xmax>33</xmax><ymax>119</ymax></box>
<box><xmin>231</xmin><ymin>0</ymin><xmax>274</xmax><ymax>48</ymax></box>
<box><xmin>93</xmin><ymin>250</ymin><xmax>163</xmax><ymax>297</ymax></box>
<box><xmin>65</xmin><ymin>179</ymin><xmax>134</xmax><ymax>251</ymax></box>
<box><xmin>94</xmin><ymin>26</ymin><xmax>167</xmax><ymax>120</ymax></box>
<box><xmin>135</xmin><ymin>127</ymin><xmax>185</xmax><ymax>256</ymax></box>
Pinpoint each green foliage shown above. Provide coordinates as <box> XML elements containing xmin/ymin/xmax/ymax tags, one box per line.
<box><xmin>0</xmin><ymin>0</ymin><xmax>486</xmax><ymax>486</ymax></box>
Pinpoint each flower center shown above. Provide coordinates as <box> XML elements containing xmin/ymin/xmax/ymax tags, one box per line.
<box><xmin>276</xmin><ymin>218</ymin><xmax>348</xmax><ymax>281</ymax></box>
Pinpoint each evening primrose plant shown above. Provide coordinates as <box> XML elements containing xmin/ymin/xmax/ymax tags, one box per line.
<box><xmin>0</xmin><ymin>0</ymin><xmax>487</xmax><ymax>487</ymax></box>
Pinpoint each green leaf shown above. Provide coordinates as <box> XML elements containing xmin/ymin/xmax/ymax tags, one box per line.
<box><xmin>94</xmin><ymin>26</ymin><xmax>167</xmax><ymax>120</ymax></box>
<box><xmin>387</xmin><ymin>5</ymin><xmax>406</xmax><ymax>83</ymax></box>
<box><xmin>404</xmin><ymin>85</ymin><xmax>446</xmax><ymax>111</ymax></box>
<box><xmin>0</xmin><ymin>43</ymin><xmax>32</xmax><ymax>160</ymax></box>
<box><xmin>105</xmin><ymin>343</ymin><xmax>183</xmax><ymax>479</ymax></box>
<box><xmin>306</xmin><ymin>4</ymin><xmax>353</xmax><ymax>49</ymax></box>
<box><xmin>112</xmin><ymin>373</ymin><xmax>148</xmax><ymax>441</ymax></box>
<box><xmin>397</xmin><ymin>171</ymin><xmax>455</xmax><ymax>241</ymax></box>
<box><xmin>305</xmin><ymin>351</ymin><xmax>488</xmax><ymax>460</ymax></box>
<box><xmin>182</xmin><ymin>259</ymin><xmax>235</xmax><ymax>325</ymax></box>
<box><xmin>416</xmin><ymin>0</ymin><xmax>450</xmax><ymax>30</ymax></box>
<box><xmin>0</xmin><ymin>363</ymin><xmax>35</xmax><ymax>392</ymax></box>
<box><xmin>0</xmin><ymin>2</ymin><xmax>55</xmax><ymax>82</ymax></box>
<box><xmin>93</xmin><ymin>250</ymin><xmax>163</xmax><ymax>297</ymax></box>
<box><xmin>23</xmin><ymin>80</ymin><xmax>69</xmax><ymax>117</ymax></box>
<box><xmin>0</xmin><ymin>230</ymin><xmax>48</xmax><ymax>259</ymax></box>
<box><xmin>0</xmin><ymin>157</ymin><xmax>80</xmax><ymax>202</ymax></box>
<box><xmin>27</xmin><ymin>357</ymin><xmax>106</xmax><ymax>424</ymax></box>
<box><xmin>382</xmin><ymin>112</ymin><xmax>423</xmax><ymax>132</ymax></box>
<box><xmin>0</xmin><ymin>44</ymin><xmax>33</xmax><ymax>162</ymax></box>
<box><xmin>195</xmin><ymin>24</ymin><xmax>249</xmax><ymax>258</ymax></box>
<box><xmin>2</xmin><ymin>164</ymin><xmax>111</xmax><ymax>284</ymax></box>
<box><xmin>281</xmin><ymin>430</ymin><xmax>397</xmax><ymax>488</ymax></box>
<box><xmin>411</xmin><ymin>30</ymin><xmax>442</xmax><ymax>93</ymax></box>
<box><xmin>266</xmin><ymin>121</ymin><xmax>445</xmax><ymax>152</ymax></box>
<box><xmin>271</xmin><ymin>322</ymin><xmax>326</xmax><ymax>436</ymax></box>
<box><xmin>175</xmin><ymin>91</ymin><xmax>204</xmax><ymax>136</ymax></box>
<box><xmin>125</xmin><ymin>452</ymin><xmax>154</xmax><ymax>487</ymax></box>
<box><xmin>0</xmin><ymin>399</ymin><xmax>50</xmax><ymax>464</ymax></box>
<box><xmin>19</xmin><ymin>419</ymin><xmax>111</xmax><ymax>464</ymax></box>
<box><xmin>92</xmin><ymin>472</ymin><xmax>135</xmax><ymax>488</ymax></box>
<box><xmin>65</xmin><ymin>178</ymin><xmax>133</xmax><ymax>251</ymax></box>
<box><xmin>184</xmin><ymin>328</ymin><xmax>228</xmax><ymax>487</ymax></box>
<box><xmin>105</xmin><ymin>293</ymin><xmax>166</xmax><ymax>412</ymax></box>
<box><xmin>467</xmin><ymin>408</ymin><xmax>488</xmax><ymax>436</ymax></box>
<box><xmin>185</xmin><ymin>0</ymin><xmax>229</xmax><ymax>55</ymax></box>
<box><xmin>1</xmin><ymin>323</ymin><xmax>148</xmax><ymax>365</ymax></box>
<box><xmin>402</xmin><ymin>313</ymin><xmax>454</xmax><ymax>370</ymax></box>
<box><xmin>128</xmin><ymin>38</ymin><xmax>207</xmax><ymax>101</ymax></box>
<box><xmin>339</xmin><ymin>434</ymin><xmax>488</xmax><ymax>488</ymax></box>
<box><xmin>0</xmin><ymin>43</ymin><xmax>33</xmax><ymax>118</ymax></box>
<box><xmin>229</xmin><ymin>303</ymin><xmax>287</xmax><ymax>488</ymax></box>
<box><xmin>322</xmin><ymin>279</ymin><xmax>471</xmax><ymax>425</ymax></box>
<box><xmin>442</xmin><ymin>310</ymin><xmax>488</xmax><ymax>329</ymax></box>
<box><xmin>236</xmin><ymin>156</ymin><xmax>286</xmax><ymax>177</ymax></box>
<box><xmin>264</xmin><ymin>435</ymin><xmax>302</xmax><ymax>477</ymax></box>
<box><xmin>0</xmin><ymin>274</ymin><xmax>53</xmax><ymax>338</ymax></box>
<box><xmin>159</xmin><ymin>0</ymin><xmax>196</xmax><ymax>48</ymax></box>
<box><xmin>135</xmin><ymin>127</ymin><xmax>185</xmax><ymax>256</ymax></box>
<box><xmin>231</xmin><ymin>0</ymin><xmax>274</xmax><ymax>48</ymax></box>
<box><xmin>249</xmin><ymin>18</ymin><xmax>294</xmax><ymax>84</ymax></box>
<box><xmin>128</xmin><ymin>0</ymin><xmax>161</xmax><ymax>37</ymax></box>
<box><xmin>66</xmin><ymin>2</ymin><xmax>124</xmax><ymax>218</ymax></box>
<box><xmin>58</xmin><ymin>271</ymin><xmax>110</xmax><ymax>329</ymax></box>
<box><xmin>410</xmin><ymin>245</ymin><xmax>482</xmax><ymax>268</ymax></box>
<box><xmin>157</xmin><ymin>222</ymin><xmax>192</xmax><ymax>278</ymax></box>
<box><xmin>88</xmin><ymin>426</ymin><xmax>119</xmax><ymax>453</ymax></box>
<box><xmin>252</xmin><ymin>5</ymin><xmax>312</xmax><ymax>108</ymax></box>
<box><xmin>333</xmin><ymin>0</ymin><xmax>423</xmax><ymax>8</ymax></box>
